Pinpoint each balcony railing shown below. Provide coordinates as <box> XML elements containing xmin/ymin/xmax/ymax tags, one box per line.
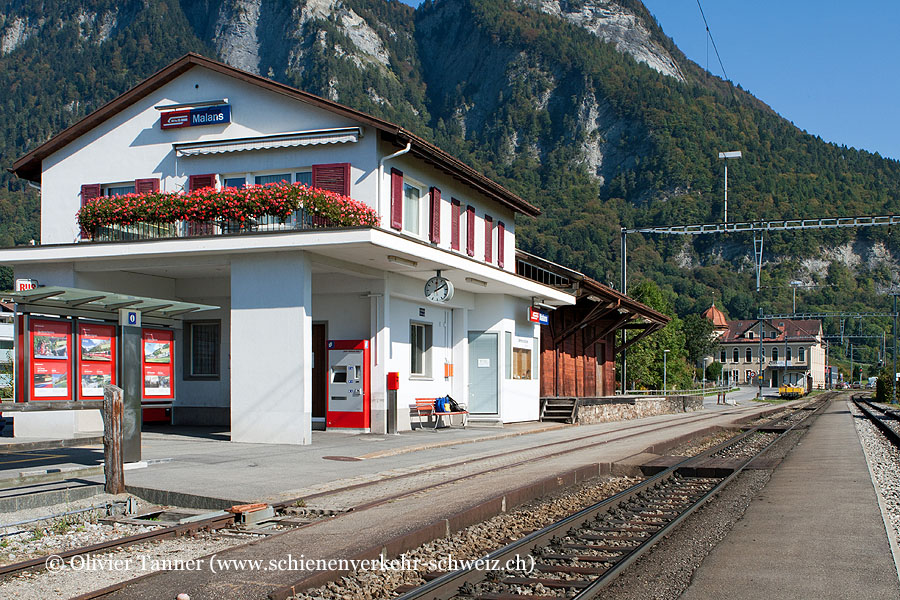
<box><xmin>87</xmin><ymin>208</ymin><xmax>333</xmax><ymax>242</ymax></box>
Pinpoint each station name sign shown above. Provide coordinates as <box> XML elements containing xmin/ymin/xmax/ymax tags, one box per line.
<box><xmin>528</xmin><ymin>306</ymin><xmax>549</xmax><ymax>325</ymax></box>
<box><xmin>15</xmin><ymin>278</ymin><xmax>38</xmax><ymax>291</ymax></box>
<box><xmin>160</xmin><ymin>104</ymin><xmax>231</xmax><ymax>130</ymax></box>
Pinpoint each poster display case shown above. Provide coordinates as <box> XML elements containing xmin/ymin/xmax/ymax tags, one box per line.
<box><xmin>29</xmin><ymin>318</ymin><xmax>72</xmax><ymax>400</ymax></box>
<box><xmin>142</xmin><ymin>328</ymin><xmax>174</xmax><ymax>399</ymax></box>
<box><xmin>77</xmin><ymin>323</ymin><xmax>116</xmax><ymax>398</ymax></box>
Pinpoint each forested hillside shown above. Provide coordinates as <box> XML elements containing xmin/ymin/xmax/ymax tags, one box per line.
<box><xmin>1</xmin><ymin>0</ymin><xmax>897</xmax><ymax>368</ymax></box>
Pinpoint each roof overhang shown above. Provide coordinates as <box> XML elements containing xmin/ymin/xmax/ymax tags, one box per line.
<box><xmin>2</xmin><ymin>286</ymin><xmax>218</xmax><ymax>326</ymax></box>
<box><xmin>0</xmin><ymin>229</ymin><xmax>575</xmax><ymax>307</ymax></box>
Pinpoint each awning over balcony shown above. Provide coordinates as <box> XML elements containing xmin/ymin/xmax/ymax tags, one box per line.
<box><xmin>173</xmin><ymin>127</ymin><xmax>362</xmax><ymax>157</ymax></box>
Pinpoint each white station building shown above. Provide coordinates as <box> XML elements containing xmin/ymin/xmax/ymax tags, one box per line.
<box><xmin>1</xmin><ymin>53</ymin><xmax>576</xmax><ymax>444</ymax></box>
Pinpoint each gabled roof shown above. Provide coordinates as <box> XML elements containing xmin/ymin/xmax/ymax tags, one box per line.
<box><xmin>722</xmin><ymin>318</ymin><xmax>822</xmax><ymax>343</ymax></box>
<box><xmin>10</xmin><ymin>53</ymin><xmax>539</xmax><ymax>217</ymax></box>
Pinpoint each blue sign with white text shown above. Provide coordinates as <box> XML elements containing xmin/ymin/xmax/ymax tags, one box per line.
<box><xmin>161</xmin><ymin>104</ymin><xmax>231</xmax><ymax>130</ymax></box>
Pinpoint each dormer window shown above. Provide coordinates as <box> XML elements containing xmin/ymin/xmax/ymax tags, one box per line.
<box><xmin>748</xmin><ymin>332</ymin><xmax>754</xmax><ymax>339</ymax></box>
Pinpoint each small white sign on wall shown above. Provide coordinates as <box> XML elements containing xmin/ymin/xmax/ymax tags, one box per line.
<box><xmin>477</xmin><ymin>358</ymin><xmax>491</xmax><ymax>368</ymax></box>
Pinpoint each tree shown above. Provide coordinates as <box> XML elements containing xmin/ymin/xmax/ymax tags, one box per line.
<box><xmin>625</xmin><ymin>280</ymin><xmax>693</xmax><ymax>390</ymax></box>
<box><xmin>682</xmin><ymin>314</ymin><xmax>718</xmax><ymax>371</ymax></box>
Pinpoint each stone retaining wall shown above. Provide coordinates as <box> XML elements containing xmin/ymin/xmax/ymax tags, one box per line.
<box><xmin>574</xmin><ymin>395</ymin><xmax>703</xmax><ymax>425</ymax></box>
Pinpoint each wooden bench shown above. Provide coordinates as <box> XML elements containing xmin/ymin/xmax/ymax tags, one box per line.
<box><xmin>412</xmin><ymin>398</ymin><xmax>468</xmax><ymax>430</ymax></box>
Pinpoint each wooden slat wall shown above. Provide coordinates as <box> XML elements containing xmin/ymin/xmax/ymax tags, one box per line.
<box><xmin>540</xmin><ymin>304</ymin><xmax>621</xmax><ymax>398</ymax></box>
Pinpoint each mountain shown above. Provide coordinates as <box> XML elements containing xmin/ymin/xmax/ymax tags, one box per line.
<box><xmin>1</xmin><ymin>0</ymin><xmax>898</xmax><ymax>367</ymax></box>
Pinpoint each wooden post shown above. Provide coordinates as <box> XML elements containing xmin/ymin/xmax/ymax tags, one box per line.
<box><xmin>103</xmin><ymin>384</ymin><xmax>125</xmax><ymax>495</ymax></box>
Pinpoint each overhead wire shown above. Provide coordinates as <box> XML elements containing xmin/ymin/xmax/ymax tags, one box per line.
<box><xmin>695</xmin><ymin>0</ymin><xmax>729</xmax><ymax>81</ymax></box>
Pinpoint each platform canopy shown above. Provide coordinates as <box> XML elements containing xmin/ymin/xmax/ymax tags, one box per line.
<box><xmin>2</xmin><ymin>286</ymin><xmax>217</xmax><ymax>325</ymax></box>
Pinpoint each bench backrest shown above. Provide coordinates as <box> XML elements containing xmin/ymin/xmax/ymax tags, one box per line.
<box><xmin>414</xmin><ymin>398</ymin><xmax>435</xmax><ymax>410</ymax></box>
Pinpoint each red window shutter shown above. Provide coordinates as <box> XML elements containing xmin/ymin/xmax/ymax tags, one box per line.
<box><xmin>80</xmin><ymin>184</ymin><xmax>101</xmax><ymax>207</ymax></box>
<box><xmin>451</xmin><ymin>198</ymin><xmax>461</xmax><ymax>250</ymax></box>
<box><xmin>466</xmin><ymin>205</ymin><xmax>475</xmax><ymax>257</ymax></box>
<box><xmin>135</xmin><ymin>178</ymin><xmax>160</xmax><ymax>194</ymax></box>
<box><xmin>497</xmin><ymin>221</ymin><xmax>505</xmax><ymax>268</ymax></box>
<box><xmin>188</xmin><ymin>174</ymin><xmax>216</xmax><ymax>193</ymax></box>
<box><xmin>312</xmin><ymin>163</ymin><xmax>351</xmax><ymax>196</ymax></box>
<box><xmin>390</xmin><ymin>168</ymin><xmax>403</xmax><ymax>230</ymax></box>
<box><xmin>484</xmin><ymin>214</ymin><xmax>493</xmax><ymax>263</ymax></box>
<box><xmin>429</xmin><ymin>187</ymin><xmax>441</xmax><ymax>244</ymax></box>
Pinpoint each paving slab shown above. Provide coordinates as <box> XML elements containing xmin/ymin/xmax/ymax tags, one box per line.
<box><xmin>681</xmin><ymin>399</ymin><xmax>900</xmax><ymax>600</ymax></box>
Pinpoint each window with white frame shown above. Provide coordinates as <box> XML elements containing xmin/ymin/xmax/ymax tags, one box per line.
<box><xmin>732</xmin><ymin>348</ymin><xmax>739</xmax><ymax>363</ymax></box>
<box><xmin>786</xmin><ymin>347</ymin><xmax>792</xmax><ymax>361</ymax></box>
<box><xmin>798</xmin><ymin>347</ymin><xmax>805</xmax><ymax>362</ymax></box>
<box><xmin>772</xmin><ymin>348</ymin><xmax>779</xmax><ymax>361</ymax></box>
<box><xmin>410</xmin><ymin>322</ymin><xmax>432</xmax><ymax>377</ymax></box>
<box><xmin>403</xmin><ymin>182</ymin><xmax>421</xmax><ymax>235</ymax></box>
<box><xmin>746</xmin><ymin>348</ymin><xmax>752</xmax><ymax>362</ymax></box>
<box><xmin>105</xmin><ymin>183</ymin><xmax>136</xmax><ymax>196</ymax></box>
<box><xmin>720</xmin><ymin>349</ymin><xmax>726</xmax><ymax>362</ymax></box>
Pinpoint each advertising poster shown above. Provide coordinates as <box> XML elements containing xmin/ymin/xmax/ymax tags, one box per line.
<box><xmin>30</xmin><ymin>319</ymin><xmax>72</xmax><ymax>400</ymax></box>
<box><xmin>78</xmin><ymin>323</ymin><xmax>116</xmax><ymax>398</ymax></box>
<box><xmin>142</xmin><ymin>329</ymin><xmax>174</xmax><ymax>398</ymax></box>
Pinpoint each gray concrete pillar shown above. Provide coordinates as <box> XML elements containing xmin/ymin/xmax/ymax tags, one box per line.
<box><xmin>230</xmin><ymin>252</ymin><xmax>312</xmax><ymax>444</ymax></box>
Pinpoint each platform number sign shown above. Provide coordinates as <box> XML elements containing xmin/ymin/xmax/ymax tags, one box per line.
<box><xmin>119</xmin><ymin>309</ymin><xmax>141</xmax><ymax>328</ymax></box>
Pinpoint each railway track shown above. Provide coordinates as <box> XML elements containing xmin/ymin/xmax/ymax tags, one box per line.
<box><xmin>852</xmin><ymin>396</ymin><xmax>900</xmax><ymax>446</ymax></box>
<box><xmin>392</xmin><ymin>396</ymin><xmax>830</xmax><ymax>600</ymax></box>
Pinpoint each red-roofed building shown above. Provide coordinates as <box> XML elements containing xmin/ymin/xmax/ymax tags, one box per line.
<box><xmin>715</xmin><ymin>318</ymin><xmax>825</xmax><ymax>388</ymax></box>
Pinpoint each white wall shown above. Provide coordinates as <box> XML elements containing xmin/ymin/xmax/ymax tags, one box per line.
<box><xmin>41</xmin><ymin>66</ymin><xmax>379</xmax><ymax>244</ymax></box>
<box><xmin>470</xmin><ymin>294</ymin><xmax>540</xmax><ymax>423</ymax></box>
<box><xmin>230</xmin><ymin>251</ymin><xmax>312</xmax><ymax>444</ymax></box>
<box><xmin>377</xmin><ymin>138</ymin><xmax>517</xmax><ymax>273</ymax></box>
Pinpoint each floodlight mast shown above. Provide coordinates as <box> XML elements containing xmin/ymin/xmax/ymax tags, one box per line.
<box><xmin>718</xmin><ymin>150</ymin><xmax>742</xmax><ymax>223</ymax></box>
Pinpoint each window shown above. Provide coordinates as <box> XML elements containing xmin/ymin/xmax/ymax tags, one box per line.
<box><xmin>466</xmin><ymin>205</ymin><xmax>476</xmax><ymax>257</ymax></box>
<box><xmin>255</xmin><ymin>173</ymin><xmax>291</xmax><ymax>185</ymax></box>
<box><xmin>186</xmin><ymin>321</ymin><xmax>220</xmax><ymax>378</ymax></box>
<box><xmin>786</xmin><ymin>347</ymin><xmax>792</xmax><ymax>361</ymax></box>
<box><xmin>746</xmin><ymin>348</ymin><xmax>752</xmax><ymax>362</ymax></box>
<box><xmin>748</xmin><ymin>331</ymin><xmax>754</xmax><ymax>339</ymax></box>
<box><xmin>720</xmin><ymin>349</ymin><xmax>726</xmax><ymax>362</ymax></box>
<box><xmin>484</xmin><ymin>214</ymin><xmax>493</xmax><ymax>263</ymax></box>
<box><xmin>106</xmin><ymin>184</ymin><xmax>135</xmax><ymax>196</ymax></box>
<box><xmin>799</xmin><ymin>347</ymin><xmax>805</xmax><ymax>362</ymax></box>
<box><xmin>295</xmin><ymin>171</ymin><xmax>312</xmax><ymax>186</ymax></box>
<box><xmin>513</xmin><ymin>346</ymin><xmax>532</xmax><ymax>379</ymax></box>
<box><xmin>732</xmin><ymin>348</ymin><xmax>739</xmax><ymax>363</ymax></box>
<box><xmin>746</xmin><ymin>370</ymin><xmax>753</xmax><ymax>383</ymax></box>
<box><xmin>223</xmin><ymin>177</ymin><xmax>246</xmax><ymax>189</ymax></box>
<box><xmin>761</xmin><ymin>347</ymin><xmax>766</xmax><ymax>359</ymax></box>
<box><xmin>403</xmin><ymin>183</ymin><xmax>421</xmax><ymax>235</ymax></box>
<box><xmin>772</xmin><ymin>348</ymin><xmax>779</xmax><ymax>362</ymax></box>
<box><xmin>410</xmin><ymin>322</ymin><xmax>432</xmax><ymax>377</ymax></box>
<box><xmin>451</xmin><ymin>199</ymin><xmax>461</xmax><ymax>250</ymax></box>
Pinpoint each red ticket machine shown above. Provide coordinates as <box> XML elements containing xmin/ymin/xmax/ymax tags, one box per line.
<box><xmin>326</xmin><ymin>340</ymin><xmax>370</xmax><ymax>430</ymax></box>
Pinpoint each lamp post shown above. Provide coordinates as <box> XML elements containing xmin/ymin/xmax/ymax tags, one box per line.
<box><xmin>718</xmin><ymin>150</ymin><xmax>742</xmax><ymax>223</ymax></box>
<box><xmin>663</xmin><ymin>349</ymin><xmax>669</xmax><ymax>393</ymax></box>
<box><xmin>790</xmin><ymin>280</ymin><xmax>803</xmax><ymax>314</ymax></box>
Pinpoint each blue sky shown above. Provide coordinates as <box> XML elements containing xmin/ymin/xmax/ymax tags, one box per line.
<box><xmin>397</xmin><ymin>0</ymin><xmax>900</xmax><ymax>161</ymax></box>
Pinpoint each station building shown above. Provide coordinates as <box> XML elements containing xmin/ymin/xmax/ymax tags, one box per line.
<box><xmin>704</xmin><ymin>304</ymin><xmax>826</xmax><ymax>388</ymax></box>
<box><xmin>0</xmin><ymin>54</ymin><xmax>663</xmax><ymax>444</ymax></box>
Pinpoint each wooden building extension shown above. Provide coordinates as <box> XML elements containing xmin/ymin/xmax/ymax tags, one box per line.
<box><xmin>517</xmin><ymin>251</ymin><xmax>670</xmax><ymax>399</ymax></box>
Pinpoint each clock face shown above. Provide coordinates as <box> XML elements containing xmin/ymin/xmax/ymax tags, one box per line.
<box><xmin>424</xmin><ymin>276</ymin><xmax>454</xmax><ymax>303</ymax></box>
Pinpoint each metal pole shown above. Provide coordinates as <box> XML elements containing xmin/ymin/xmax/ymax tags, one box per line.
<box><xmin>758</xmin><ymin>317</ymin><xmax>763</xmax><ymax>399</ymax></box>
<box><xmin>893</xmin><ymin>293</ymin><xmax>897</xmax><ymax>403</ymax></box>
<box><xmin>621</xmin><ymin>229</ymin><xmax>627</xmax><ymax>394</ymax></box>
<box><xmin>793</xmin><ymin>287</ymin><xmax>797</xmax><ymax>314</ymax></box>
<box><xmin>724</xmin><ymin>161</ymin><xmax>728</xmax><ymax>224</ymax></box>
<box><xmin>663</xmin><ymin>350</ymin><xmax>668</xmax><ymax>392</ymax></box>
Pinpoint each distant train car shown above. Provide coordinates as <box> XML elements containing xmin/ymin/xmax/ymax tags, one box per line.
<box><xmin>779</xmin><ymin>385</ymin><xmax>806</xmax><ymax>399</ymax></box>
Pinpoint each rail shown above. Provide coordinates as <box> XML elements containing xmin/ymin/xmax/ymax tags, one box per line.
<box><xmin>622</xmin><ymin>386</ymin><xmax>732</xmax><ymax>396</ymax></box>
<box><xmin>393</xmin><ymin>395</ymin><xmax>830</xmax><ymax>600</ymax></box>
<box><xmin>88</xmin><ymin>208</ymin><xmax>334</xmax><ymax>242</ymax></box>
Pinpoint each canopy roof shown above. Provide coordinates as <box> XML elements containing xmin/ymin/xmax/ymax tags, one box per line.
<box><xmin>3</xmin><ymin>286</ymin><xmax>217</xmax><ymax>325</ymax></box>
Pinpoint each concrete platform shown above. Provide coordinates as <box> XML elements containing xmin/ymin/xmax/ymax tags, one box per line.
<box><xmin>681</xmin><ymin>399</ymin><xmax>900</xmax><ymax>600</ymax></box>
<box><xmin>90</xmin><ymin>401</ymin><xmax>788</xmax><ymax>599</ymax></box>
